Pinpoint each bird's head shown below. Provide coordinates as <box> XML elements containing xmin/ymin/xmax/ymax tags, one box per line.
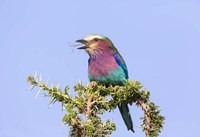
<box><xmin>76</xmin><ymin>34</ymin><xmax>117</xmax><ymax>56</ymax></box>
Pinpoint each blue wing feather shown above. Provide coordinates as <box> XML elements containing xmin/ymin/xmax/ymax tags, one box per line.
<box><xmin>114</xmin><ymin>53</ymin><xmax>129</xmax><ymax>79</ymax></box>
<box><xmin>88</xmin><ymin>58</ymin><xmax>91</xmax><ymax>66</ymax></box>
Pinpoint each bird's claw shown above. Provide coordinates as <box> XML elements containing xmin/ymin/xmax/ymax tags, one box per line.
<box><xmin>113</xmin><ymin>86</ymin><xmax>120</xmax><ymax>91</ymax></box>
<box><xmin>89</xmin><ymin>81</ymin><xmax>97</xmax><ymax>87</ymax></box>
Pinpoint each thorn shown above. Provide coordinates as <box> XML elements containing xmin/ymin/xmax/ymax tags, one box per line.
<box><xmin>49</xmin><ymin>98</ymin><xmax>56</xmax><ymax>108</ymax></box>
<box><xmin>78</xmin><ymin>80</ymin><xmax>82</xmax><ymax>85</ymax></box>
<box><xmin>46</xmin><ymin>78</ymin><xmax>50</xmax><ymax>85</ymax></box>
<box><xmin>62</xmin><ymin>104</ymin><xmax>65</xmax><ymax>110</ymax></box>
<box><xmin>34</xmin><ymin>71</ymin><xmax>38</xmax><ymax>79</ymax></box>
<box><xmin>39</xmin><ymin>73</ymin><xmax>42</xmax><ymax>81</ymax></box>
<box><xmin>35</xmin><ymin>77</ymin><xmax>38</xmax><ymax>82</ymax></box>
<box><xmin>56</xmin><ymin>83</ymin><xmax>60</xmax><ymax>89</ymax></box>
<box><xmin>35</xmin><ymin>88</ymin><xmax>42</xmax><ymax>99</ymax></box>
<box><xmin>48</xmin><ymin>97</ymin><xmax>53</xmax><ymax>106</ymax></box>
<box><xmin>29</xmin><ymin>85</ymin><xmax>35</xmax><ymax>90</ymax></box>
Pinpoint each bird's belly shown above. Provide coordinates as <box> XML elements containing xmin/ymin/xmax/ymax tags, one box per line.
<box><xmin>88</xmin><ymin>68</ymin><xmax>127</xmax><ymax>86</ymax></box>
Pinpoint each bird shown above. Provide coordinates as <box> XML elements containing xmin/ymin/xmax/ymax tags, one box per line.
<box><xmin>76</xmin><ymin>34</ymin><xmax>134</xmax><ymax>132</ymax></box>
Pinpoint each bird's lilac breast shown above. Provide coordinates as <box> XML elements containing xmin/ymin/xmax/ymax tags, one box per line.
<box><xmin>88</xmin><ymin>56</ymin><xmax>118</xmax><ymax>78</ymax></box>
<box><xmin>87</xmin><ymin>48</ymin><xmax>127</xmax><ymax>85</ymax></box>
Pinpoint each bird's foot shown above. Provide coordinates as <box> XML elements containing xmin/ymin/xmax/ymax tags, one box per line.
<box><xmin>88</xmin><ymin>81</ymin><xmax>97</xmax><ymax>87</ymax></box>
<box><xmin>113</xmin><ymin>85</ymin><xmax>120</xmax><ymax>91</ymax></box>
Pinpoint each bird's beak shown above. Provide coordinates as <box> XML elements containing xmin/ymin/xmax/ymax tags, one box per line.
<box><xmin>76</xmin><ymin>39</ymin><xmax>89</xmax><ymax>49</ymax></box>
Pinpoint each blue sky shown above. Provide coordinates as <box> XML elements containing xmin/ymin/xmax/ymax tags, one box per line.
<box><xmin>0</xmin><ymin>0</ymin><xmax>200</xmax><ymax>137</ymax></box>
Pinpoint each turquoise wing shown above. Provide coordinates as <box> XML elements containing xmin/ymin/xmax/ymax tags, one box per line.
<box><xmin>114</xmin><ymin>53</ymin><xmax>129</xmax><ymax>79</ymax></box>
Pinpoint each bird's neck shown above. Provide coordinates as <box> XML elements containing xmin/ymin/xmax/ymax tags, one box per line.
<box><xmin>90</xmin><ymin>50</ymin><xmax>112</xmax><ymax>64</ymax></box>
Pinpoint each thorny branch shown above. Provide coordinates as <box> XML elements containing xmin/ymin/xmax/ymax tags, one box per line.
<box><xmin>138</xmin><ymin>100</ymin><xmax>151</xmax><ymax>137</ymax></box>
<box><xmin>27</xmin><ymin>74</ymin><xmax>165</xmax><ymax>137</ymax></box>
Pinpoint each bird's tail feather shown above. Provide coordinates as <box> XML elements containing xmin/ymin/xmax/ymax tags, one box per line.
<box><xmin>118</xmin><ymin>102</ymin><xmax>134</xmax><ymax>132</ymax></box>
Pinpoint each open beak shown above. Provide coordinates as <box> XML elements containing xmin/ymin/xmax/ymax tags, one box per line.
<box><xmin>76</xmin><ymin>39</ymin><xmax>89</xmax><ymax>49</ymax></box>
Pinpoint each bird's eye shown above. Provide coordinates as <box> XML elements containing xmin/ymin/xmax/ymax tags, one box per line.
<box><xmin>93</xmin><ymin>38</ymin><xmax>99</xmax><ymax>42</ymax></box>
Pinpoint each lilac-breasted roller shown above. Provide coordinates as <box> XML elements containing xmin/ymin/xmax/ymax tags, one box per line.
<box><xmin>76</xmin><ymin>34</ymin><xmax>134</xmax><ymax>132</ymax></box>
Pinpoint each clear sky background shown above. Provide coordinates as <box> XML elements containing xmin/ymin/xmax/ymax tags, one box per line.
<box><xmin>0</xmin><ymin>0</ymin><xmax>200</xmax><ymax>137</ymax></box>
